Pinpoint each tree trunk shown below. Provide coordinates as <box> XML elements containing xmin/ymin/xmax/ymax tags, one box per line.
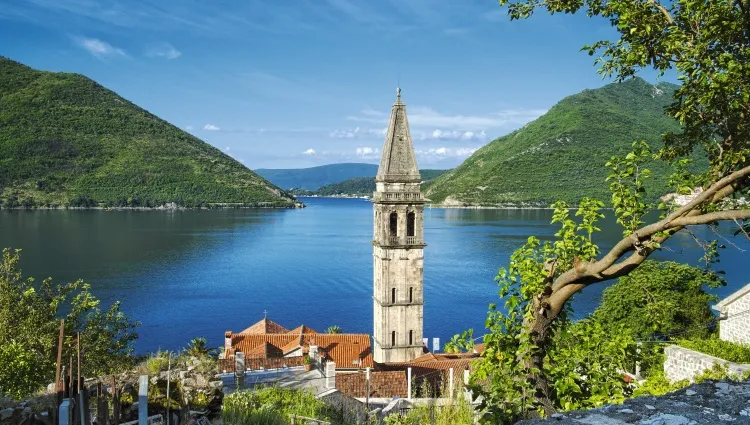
<box><xmin>523</xmin><ymin>290</ymin><xmax>561</xmax><ymax>418</ymax></box>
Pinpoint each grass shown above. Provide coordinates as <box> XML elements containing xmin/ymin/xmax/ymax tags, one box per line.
<box><xmin>0</xmin><ymin>56</ymin><xmax>298</xmax><ymax>209</ymax></box>
<box><xmin>222</xmin><ymin>387</ymin><xmax>343</xmax><ymax>425</ymax></box>
<box><xmin>678</xmin><ymin>337</ymin><xmax>750</xmax><ymax>363</ymax></box>
<box><xmin>423</xmin><ymin>77</ymin><xmax>697</xmax><ymax>206</ymax></box>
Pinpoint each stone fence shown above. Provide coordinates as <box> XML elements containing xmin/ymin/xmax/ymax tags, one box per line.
<box><xmin>664</xmin><ymin>345</ymin><xmax>750</xmax><ymax>382</ymax></box>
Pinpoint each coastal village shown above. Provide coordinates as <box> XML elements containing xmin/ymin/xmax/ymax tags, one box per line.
<box><xmin>4</xmin><ymin>88</ymin><xmax>748</xmax><ymax>425</ymax></box>
<box><xmin>217</xmin><ymin>89</ymin><xmax>483</xmax><ymax>413</ymax></box>
<box><xmin>3</xmin><ymin>1</ymin><xmax>750</xmax><ymax>423</ymax></box>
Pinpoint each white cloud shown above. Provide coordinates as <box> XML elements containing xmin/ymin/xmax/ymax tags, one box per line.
<box><xmin>330</xmin><ymin>127</ymin><xmax>386</xmax><ymax>139</ymax></box>
<box><xmin>416</xmin><ymin>147</ymin><xmax>478</xmax><ymax>158</ymax></box>
<box><xmin>355</xmin><ymin>147</ymin><xmax>379</xmax><ymax>158</ymax></box>
<box><xmin>203</xmin><ymin>124</ymin><xmax>220</xmax><ymax>131</ymax></box>
<box><xmin>415</xmin><ymin>129</ymin><xmax>489</xmax><ymax>142</ymax></box>
<box><xmin>302</xmin><ymin>148</ymin><xmax>316</xmax><ymax>155</ymax></box>
<box><xmin>347</xmin><ymin>107</ymin><xmax>546</xmax><ymax>129</ymax></box>
<box><xmin>73</xmin><ymin>36</ymin><xmax>127</xmax><ymax>58</ymax></box>
<box><xmin>145</xmin><ymin>42</ymin><xmax>181</xmax><ymax>59</ymax></box>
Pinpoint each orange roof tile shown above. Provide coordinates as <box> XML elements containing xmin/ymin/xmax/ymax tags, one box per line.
<box><xmin>240</xmin><ymin>318</ymin><xmax>290</xmax><ymax>334</ymax></box>
<box><xmin>336</xmin><ymin>371</ymin><xmax>408</xmax><ymax>398</ymax></box>
<box><xmin>288</xmin><ymin>325</ymin><xmax>318</xmax><ymax>334</ymax></box>
<box><xmin>230</xmin><ymin>332</ymin><xmax>373</xmax><ymax>369</ymax></box>
<box><xmin>473</xmin><ymin>343</ymin><xmax>485</xmax><ymax>354</ymax></box>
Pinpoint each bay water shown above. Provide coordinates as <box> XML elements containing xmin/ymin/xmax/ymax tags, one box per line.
<box><xmin>1</xmin><ymin>196</ymin><xmax>748</xmax><ymax>353</ymax></box>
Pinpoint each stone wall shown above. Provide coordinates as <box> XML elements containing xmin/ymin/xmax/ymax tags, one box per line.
<box><xmin>517</xmin><ymin>379</ymin><xmax>750</xmax><ymax>424</ymax></box>
<box><xmin>664</xmin><ymin>345</ymin><xmax>750</xmax><ymax>383</ymax></box>
<box><xmin>719</xmin><ymin>291</ymin><xmax>750</xmax><ymax>344</ymax></box>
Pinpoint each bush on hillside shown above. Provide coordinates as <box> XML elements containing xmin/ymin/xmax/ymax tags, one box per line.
<box><xmin>678</xmin><ymin>337</ymin><xmax>750</xmax><ymax>364</ymax></box>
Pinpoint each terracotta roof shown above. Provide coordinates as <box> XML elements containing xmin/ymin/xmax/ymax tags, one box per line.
<box><xmin>288</xmin><ymin>325</ymin><xmax>318</xmax><ymax>334</ymax></box>
<box><xmin>244</xmin><ymin>342</ymin><xmax>283</xmax><ymax>359</ymax></box>
<box><xmin>240</xmin><ymin>318</ymin><xmax>290</xmax><ymax>334</ymax></box>
<box><xmin>230</xmin><ymin>332</ymin><xmax>373</xmax><ymax>369</ymax></box>
<box><xmin>473</xmin><ymin>343</ymin><xmax>485</xmax><ymax>354</ymax></box>
<box><xmin>336</xmin><ymin>371</ymin><xmax>408</xmax><ymax>398</ymax></box>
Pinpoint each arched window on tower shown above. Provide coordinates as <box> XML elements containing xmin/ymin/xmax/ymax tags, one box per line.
<box><xmin>407</xmin><ymin>211</ymin><xmax>415</xmax><ymax>237</ymax></box>
<box><xmin>409</xmin><ymin>287</ymin><xmax>413</xmax><ymax>303</ymax></box>
<box><xmin>391</xmin><ymin>331</ymin><xmax>396</xmax><ymax>347</ymax></box>
<box><xmin>391</xmin><ymin>288</ymin><xmax>396</xmax><ymax>304</ymax></box>
<box><xmin>389</xmin><ymin>212</ymin><xmax>398</xmax><ymax>237</ymax></box>
<box><xmin>409</xmin><ymin>330</ymin><xmax>413</xmax><ymax>345</ymax></box>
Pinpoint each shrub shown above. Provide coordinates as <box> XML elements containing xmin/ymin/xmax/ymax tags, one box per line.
<box><xmin>383</xmin><ymin>397</ymin><xmax>475</xmax><ymax>425</ymax></box>
<box><xmin>222</xmin><ymin>387</ymin><xmax>342</xmax><ymax>425</ymax></box>
<box><xmin>678</xmin><ymin>338</ymin><xmax>750</xmax><ymax>364</ymax></box>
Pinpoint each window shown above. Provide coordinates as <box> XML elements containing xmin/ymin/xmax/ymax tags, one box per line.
<box><xmin>409</xmin><ymin>287</ymin><xmax>413</xmax><ymax>303</ymax></box>
<box><xmin>389</xmin><ymin>212</ymin><xmax>398</xmax><ymax>236</ymax></box>
<box><xmin>391</xmin><ymin>331</ymin><xmax>396</xmax><ymax>347</ymax></box>
<box><xmin>407</xmin><ymin>212</ymin><xmax>415</xmax><ymax>237</ymax></box>
<box><xmin>391</xmin><ymin>288</ymin><xmax>396</xmax><ymax>304</ymax></box>
<box><xmin>409</xmin><ymin>330</ymin><xmax>413</xmax><ymax>345</ymax></box>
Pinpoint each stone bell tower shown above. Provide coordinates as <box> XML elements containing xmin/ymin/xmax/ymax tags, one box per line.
<box><xmin>372</xmin><ymin>88</ymin><xmax>425</xmax><ymax>364</ymax></box>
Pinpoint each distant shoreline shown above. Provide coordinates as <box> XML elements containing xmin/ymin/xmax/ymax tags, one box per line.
<box><xmin>295</xmin><ymin>195</ymin><xmax>556</xmax><ymax>210</ymax></box>
<box><xmin>0</xmin><ymin>203</ymin><xmax>305</xmax><ymax>211</ymax></box>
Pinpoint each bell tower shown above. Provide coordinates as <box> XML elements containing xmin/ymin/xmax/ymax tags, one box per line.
<box><xmin>372</xmin><ymin>88</ymin><xmax>426</xmax><ymax>364</ymax></box>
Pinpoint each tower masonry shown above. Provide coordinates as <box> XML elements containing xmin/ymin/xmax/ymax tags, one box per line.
<box><xmin>372</xmin><ymin>88</ymin><xmax>426</xmax><ymax>364</ymax></box>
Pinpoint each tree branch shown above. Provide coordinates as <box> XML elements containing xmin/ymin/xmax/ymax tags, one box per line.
<box><xmin>552</xmin><ymin>165</ymin><xmax>750</xmax><ymax>293</ymax></box>
<box><xmin>646</xmin><ymin>0</ymin><xmax>675</xmax><ymax>25</ymax></box>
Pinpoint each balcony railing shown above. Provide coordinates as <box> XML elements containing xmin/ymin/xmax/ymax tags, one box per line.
<box><xmin>381</xmin><ymin>236</ymin><xmax>422</xmax><ymax>246</ymax></box>
<box><xmin>373</xmin><ymin>192</ymin><xmax>423</xmax><ymax>202</ymax></box>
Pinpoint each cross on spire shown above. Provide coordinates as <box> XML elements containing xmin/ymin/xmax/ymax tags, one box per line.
<box><xmin>263</xmin><ymin>310</ymin><xmax>267</xmax><ymax>319</ymax></box>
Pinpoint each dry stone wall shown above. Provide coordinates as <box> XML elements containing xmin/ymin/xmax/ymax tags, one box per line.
<box><xmin>664</xmin><ymin>345</ymin><xmax>750</xmax><ymax>383</ymax></box>
<box><xmin>517</xmin><ymin>379</ymin><xmax>750</xmax><ymax>424</ymax></box>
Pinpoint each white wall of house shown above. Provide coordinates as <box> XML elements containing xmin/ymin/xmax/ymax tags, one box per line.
<box><xmin>714</xmin><ymin>283</ymin><xmax>750</xmax><ymax>345</ymax></box>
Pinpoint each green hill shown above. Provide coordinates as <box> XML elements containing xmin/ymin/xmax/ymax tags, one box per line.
<box><xmin>0</xmin><ymin>57</ymin><xmax>300</xmax><ymax>209</ymax></box>
<box><xmin>314</xmin><ymin>169</ymin><xmax>449</xmax><ymax>196</ymax></box>
<box><xmin>424</xmin><ymin>78</ymin><xmax>685</xmax><ymax>207</ymax></box>
<box><xmin>255</xmin><ymin>163</ymin><xmax>379</xmax><ymax>191</ymax></box>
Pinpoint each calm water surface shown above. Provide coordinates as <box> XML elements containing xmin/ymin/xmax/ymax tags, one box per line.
<box><xmin>1</xmin><ymin>197</ymin><xmax>748</xmax><ymax>353</ymax></box>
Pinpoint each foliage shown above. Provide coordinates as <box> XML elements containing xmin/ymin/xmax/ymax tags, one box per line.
<box><xmin>461</xmin><ymin>0</ymin><xmax>750</xmax><ymax>421</ymax></box>
<box><xmin>326</xmin><ymin>325</ymin><xmax>342</xmax><ymax>334</ymax></box>
<box><xmin>383</xmin><ymin>397</ymin><xmax>475</xmax><ymax>425</ymax></box>
<box><xmin>632</xmin><ymin>369</ymin><xmax>687</xmax><ymax>397</ymax></box>
<box><xmin>222</xmin><ymin>387</ymin><xmax>343</xmax><ymax>425</ymax></box>
<box><xmin>0</xmin><ymin>57</ymin><xmax>298</xmax><ymax>209</ymax></box>
<box><xmin>0</xmin><ymin>341</ymin><xmax>49</xmax><ymax>400</ymax></box>
<box><xmin>424</xmin><ymin>79</ymin><xmax>687</xmax><ymax>206</ymax></box>
<box><xmin>145</xmin><ymin>351</ymin><xmax>171</xmax><ymax>375</ymax></box>
<box><xmin>678</xmin><ymin>337</ymin><xmax>750</xmax><ymax>364</ymax></box>
<box><xmin>314</xmin><ymin>169</ymin><xmax>449</xmax><ymax>196</ymax></box>
<box><xmin>185</xmin><ymin>337</ymin><xmax>209</xmax><ymax>357</ymax></box>
<box><xmin>0</xmin><ymin>248</ymin><xmax>139</xmax><ymax>398</ymax></box>
<box><xmin>466</xmin><ymin>201</ymin><xmax>639</xmax><ymax>423</ymax></box>
<box><xmin>592</xmin><ymin>260</ymin><xmax>722</xmax><ymax>341</ymax></box>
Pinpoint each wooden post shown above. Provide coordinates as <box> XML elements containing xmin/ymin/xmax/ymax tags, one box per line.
<box><xmin>112</xmin><ymin>377</ymin><xmax>120</xmax><ymax>425</ymax></box>
<box><xmin>77</xmin><ymin>334</ymin><xmax>81</xmax><ymax>394</ymax></box>
<box><xmin>55</xmin><ymin>320</ymin><xmax>65</xmax><ymax>425</ymax></box>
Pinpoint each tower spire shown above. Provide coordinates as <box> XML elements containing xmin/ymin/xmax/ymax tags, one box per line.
<box><xmin>376</xmin><ymin>88</ymin><xmax>420</xmax><ymax>183</ymax></box>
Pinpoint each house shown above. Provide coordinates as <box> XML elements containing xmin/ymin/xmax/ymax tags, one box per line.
<box><xmin>222</xmin><ymin>317</ymin><xmax>373</xmax><ymax>372</ymax></box>
<box><xmin>713</xmin><ymin>283</ymin><xmax>750</xmax><ymax>344</ymax></box>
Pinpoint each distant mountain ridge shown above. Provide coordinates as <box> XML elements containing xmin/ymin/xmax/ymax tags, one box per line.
<box><xmin>312</xmin><ymin>169</ymin><xmax>449</xmax><ymax>196</ymax></box>
<box><xmin>255</xmin><ymin>163</ymin><xmax>379</xmax><ymax>191</ymax></box>
<box><xmin>424</xmin><ymin>77</ymin><xmax>685</xmax><ymax>207</ymax></box>
<box><xmin>0</xmin><ymin>57</ymin><xmax>300</xmax><ymax>208</ymax></box>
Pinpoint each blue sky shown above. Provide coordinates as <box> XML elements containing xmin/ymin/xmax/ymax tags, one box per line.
<box><xmin>1</xmin><ymin>0</ymin><xmax>670</xmax><ymax>169</ymax></box>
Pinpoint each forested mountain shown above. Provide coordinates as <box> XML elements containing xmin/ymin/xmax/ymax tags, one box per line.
<box><xmin>314</xmin><ymin>169</ymin><xmax>449</xmax><ymax>196</ymax></box>
<box><xmin>255</xmin><ymin>163</ymin><xmax>379</xmax><ymax>191</ymax></box>
<box><xmin>0</xmin><ymin>57</ymin><xmax>300</xmax><ymax>208</ymax></box>
<box><xmin>424</xmin><ymin>78</ymin><xmax>686</xmax><ymax>207</ymax></box>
